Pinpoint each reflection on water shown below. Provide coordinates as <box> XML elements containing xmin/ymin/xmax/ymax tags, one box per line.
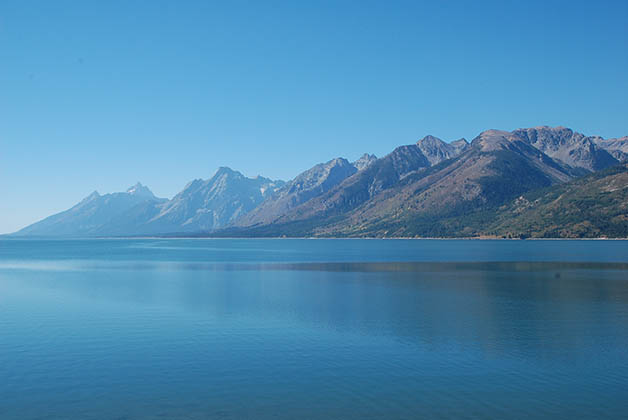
<box><xmin>2</xmin><ymin>237</ymin><xmax>628</xmax><ymax>263</ymax></box>
<box><xmin>1</xmin><ymin>239</ymin><xmax>627</xmax><ymax>419</ymax></box>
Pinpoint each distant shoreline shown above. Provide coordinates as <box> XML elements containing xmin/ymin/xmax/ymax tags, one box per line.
<box><xmin>2</xmin><ymin>235</ymin><xmax>628</xmax><ymax>241</ymax></box>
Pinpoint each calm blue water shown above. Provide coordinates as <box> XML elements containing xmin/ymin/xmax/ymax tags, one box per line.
<box><xmin>1</xmin><ymin>239</ymin><xmax>627</xmax><ymax>419</ymax></box>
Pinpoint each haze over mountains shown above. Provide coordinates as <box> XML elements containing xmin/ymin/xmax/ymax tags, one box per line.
<box><xmin>14</xmin><ymin>126</ymin><xmax>628</xmax><ymax>238</ymax></box>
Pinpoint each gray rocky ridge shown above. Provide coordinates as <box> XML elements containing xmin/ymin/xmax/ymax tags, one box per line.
<box><xmin>14</xmin><ymin>126</ymin><xmax>626</xmax><ymax>237</ymax></box>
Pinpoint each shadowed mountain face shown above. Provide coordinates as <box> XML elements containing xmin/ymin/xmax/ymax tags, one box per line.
<box><xmin>14</xmin><ymin>126</ymin><xmax>627</xmax><ymax>238</ymax></box>
<box><xmin>224</xmin><ymin>127</ymin><xmax>621</xmax><ymax>238</ymax></box>
<box><xmin>303</xmin><ymin>130</ymin><xmax>579</xmax><ymax>237</ymax></box>
<box><xmin>237</xmin><ymin>141</ymin><xmax>455</xmax><ymax>228</ymax></box>
<box><xmin>237</xmin><ymin>158</ymin><xmax>358</xmax><ymax>226</ymax></box>
<box><xmin>593</xmin><ymin>136</ymin><xmax>628</xmax><ymax>162</ymax></box>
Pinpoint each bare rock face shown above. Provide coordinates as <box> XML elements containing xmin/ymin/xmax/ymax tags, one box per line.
<box><xmin>237</xmin><ymin>158</ymin><xmax>358</xmax><ymax>226</ymax></box>
<box><xmin>469</xmin><ymin>129</ymin><xmax>574</xmax><ymax>183</ymax></box>
<box><xmin>312</xmin><ymin>130</ymin><xmax>581</xmax><ymax>237</ymax></box>
<box><xmin>592</xmin><ymin>136</ymin><xmax>628</xmax><ymax>162</ymax></box>
<box><xmin>471</xmin><ymin>129</ymin><xmax>518</xmax><ymax>152</ymax></box>
<box><xmin>416</xmin><ymin>135</ymin><xmax>469</xmax><ymax>165</ymax></box>
<box><xmin>240</xmin><ymin>143</ymin><xmax>447</xmax><ymax>227</ymax></box>
<box><xmin>352</xmin><ymin>153</ymin><xmax>378</xmax><ymax>171</ymax></box>
<box><xmin>450</xmin><ymin>138</ymin><xmax>470</xmax><ymax>155</ymax></box>
<box><xmin>125</xmin><ymin>182</ymin><xmax>157</xmax><ymax>199</ymax></box>
<box><xmin>143</xmin><ymin>167</ymin><xmax>284</xmax><ymax>233</ymax></box>
<box><xmin>283</xmin><ymin>158</ymin><xmax>357</xmax><ymax>199</ymax></box>
<box><xmin>235</xmin><ymin>127</ymin><xmax>603</xmax><ymax>237</ymax></box>
<box><xmin>15</xmin><ymin>125</ymin><xmax>626</xmax><ymax>238</ymax></box>
<box><xmin>512</xmin><ymin>126</ymin><xmax>618</xmax><ymax>171</ymax></box>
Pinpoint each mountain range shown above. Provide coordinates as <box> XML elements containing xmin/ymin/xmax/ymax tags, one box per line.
<box><xmin>14</xmin><ymin>126</ymin><xmax>628</xmax><ymax>238</ymax></box>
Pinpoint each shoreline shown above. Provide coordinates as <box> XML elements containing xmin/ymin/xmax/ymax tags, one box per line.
<box><xmin>2</xmin><ymin>235</ymin><xmax>628</xmax><ymax>241</ymax></box>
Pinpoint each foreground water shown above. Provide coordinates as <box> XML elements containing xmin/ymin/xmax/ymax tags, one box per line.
<box><xmin>1</xmin><ymin>239</ymin><xmax>627</xmax><ymax>419</ymax></box>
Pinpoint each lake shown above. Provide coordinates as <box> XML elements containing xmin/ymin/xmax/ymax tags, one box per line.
<box><xmin>1</xmin><ymin>239</ymin><xmax>627</xmax><ymax>419</ymax></box>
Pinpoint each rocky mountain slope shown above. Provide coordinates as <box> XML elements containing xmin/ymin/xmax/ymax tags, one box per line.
<box><xmin>416</xmin><ymin>135</ymin><xmax>469</xmax><ymax>165</ymax></box>
<box><xmin>15</xmin><ymin>125</ymin><xmax>627</xmax><ymax>238</ymax></box>
<box><xmin>352</xmin><ymin>153</ymin><xmax>378</xmax><ymax>170</ymax></box>
<box><xmin>236</xmin><ymin>158</ymin><xmax>358</xmax><ymax>226</ymax></box>
<box><xmin>594</xmin><ymin>136</ymin><xmax>628</xmax><ymax>162</ymax></box>
<box><xmin>133</xmin><ymin>167</ymin><xmax>284</xmax><ymax>234</ymax></box>
<box><xmin>237</xmin><ymin>136</ymin><xmax>470</xmax><ymax>229</ymax></box>
<box><xmin>513</xmin><ymin>126</ymin><xmax>618</xmax><ymax>171</ymax></box>
<box><xmin>317</xmin><ymin>130</ymin><xmax>578</xmax><ymax>237</ymax></box>
<box><xmin>15</xmin><ymin>169</ymin><xmax>284</xmax><ymax>236</ymax></box>
<box><xmin>15</xmin><ymin>183</ymin><xmax>166</xmax><ymax>236</ymax></box>
<box><xmin>221</xmin><ymin>127</ymin><xmax>624</xmax><ymax>238</ymax></box>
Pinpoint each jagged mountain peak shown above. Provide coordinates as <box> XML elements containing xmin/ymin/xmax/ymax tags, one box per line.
<box><xmin>288</xmin><ymin>157</ymin><xmax>355</xmax><ymax>191</ymax></box>
<box><xmin>473</xmin><ymin>129</ymin><xmax>512</xmax><ymax>140</ymax></box>
<box><xmin>450</xmin><ymin>138</ymin><xmax>469</xmax><ymax>154</ymax></box>
<box><xmin>592</xmin><ymin>136</ymin><xmax>628</xmax><ymax>162</ymax></box>
<box><xmin>75</xmin><ymin>190</ymin><xmax>102</xmax><ymax>207</ymax></box>
<box><xmin>466</xmin><ymin>126</ymin><xmax>621</xmax><ymax>171</ymax></box>
<box><xmin>529</xmin><ymin>124</ymin><xmax>571</xmax><ymax>131</ymax></box>
<box><xmin>471</xmin><ymin>129</ymin><xmax>521</xmax><ymax>151</ymax></box>
<box><xmin>141</xmin><ymin>166</ymin><xmax>284</xmax><ymax>234</ymax></box>
<box><xmin>212</xmin><ymin>166</ymin><xmax>242</xmax><ymax>178</ymax></box>
<box><xmin>86</xmin><ymin>190</ymin><xmax>100</xmax><ymax>200</ymax></box>
<box><xmin>328</xmin><ymin>157</ymin><xmax>351</xmax><ymax>165</ymax></box>
<box><xmin>417</xmin><ymin>135</ymin><xmax>446</xmax><ymax>146</ymax></box>
<box><xmin>183</xmin><ymin>178</ymin><xmax>203</xmax><ymax>189</ymax></box>
<box><xmin>236</xmin><ymin>157</ymin><xmax>359</xmax><ymax>227</ymax></box>
<box><xmin>16</xmin><ymin>184</ymin><xmax>164</xmax><ymax>236</ymax></box>
<box><xmin>15</xmin><ymin>125</ymin><xmax>626</xmax><ymax>238</ymax></box>
<box><xmin>126</xmin><ymin>182</ymin><xmax>156</xmax><ymax>199</ymax></box>
<box><xmin>513</xmin><ymin>126</ymin><xmax>581</xmax><ymax>145</ymax></box>
<box><xmin>417</xmin><ymin>134</ymin><xmax>467</xmax><ymax>165</ymax></box>
<box><xmin>127</xmin><ymin>182</ymin><xmax>142</xmax><ymax>191</ymax></box>
<box><xmin>512</xmin><ymin>126</ymin><xmax>618</xmax><ymax>171</ymax></box>
<box><xmin>209</xmin><ymin>166</ymin><xmax>278</xmax><ymax>185</ymax></box>
<box><xmin>353</xmin><ymin>153</ymin><xmax>378</xmax><ymax>171</ymax></box>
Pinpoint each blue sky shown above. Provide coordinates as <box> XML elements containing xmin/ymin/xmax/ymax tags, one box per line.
<box><xmin>1</xmin><ymin>0</ymin><xmax>627</xmax><ymax>233</ymax></box>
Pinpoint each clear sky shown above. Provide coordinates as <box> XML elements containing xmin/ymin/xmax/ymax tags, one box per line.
<box><xmin>1</xmin><ymin>0</ymin><xmax>627</xmax><ymax>233</ymax></box>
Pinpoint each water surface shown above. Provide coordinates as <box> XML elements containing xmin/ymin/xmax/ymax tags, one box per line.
<box><xmin>1</xmin><ymin>239</ymin><xmax>627</xmax><ymax>419</ymax></box>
